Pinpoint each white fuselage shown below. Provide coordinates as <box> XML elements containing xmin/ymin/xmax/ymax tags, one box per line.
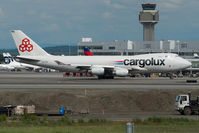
<box><xmin>17</xmin><ymin>53</ymin><xmax>191</xmax><ymax>74</ymax></box>
<box><xmin>11</xmin><ymin>30</ymin><xmax>192</xmax><ymax>77</ymax></box>
<box><xmin>0</xmin><ymin>63</ymin><xmax>15</xmax><ymax>70</ymax></box>
<box><xmin>4</xmin><ymin>56</ymin><xmax>40</xmax><ymax>70</ymax></box>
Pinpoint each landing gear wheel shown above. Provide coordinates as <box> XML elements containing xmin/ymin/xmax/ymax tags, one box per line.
<box><xmin>98</xmin><ymin>75</ymin><xmax>103</xmax><ymax>79</ymax></box>
<box><xmin>98</xmin><ymin>75</ymin><xmax>114</xmax><ymax>79</ymax></box>
<box><xmin>107</xmin><ymin>76</ymin><xmax>114</xmax><ymax>79</ymax></box>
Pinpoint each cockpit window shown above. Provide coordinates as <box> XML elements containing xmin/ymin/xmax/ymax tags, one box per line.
<box><xmin>175</xmin><ymin>55</ymin><xmax>178</xmax><ymax>57</ymax></box>
<box><xmin>165</xmin><ymin>55</ymin><xmax>169</xmax><ymax>58</ymax></box>
<box><xmin>164</xmin><ymin>54</ymin><xmax>179</xmax><ymax>58</ymax></box>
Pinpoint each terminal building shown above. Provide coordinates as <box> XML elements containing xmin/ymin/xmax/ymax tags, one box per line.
<box><xmin>78</xmin><ymin>39</ymin><xmax>199</xmax><ymax>56</ymax></box>
<box><xmin>77</xmin><ymin>3</ymin><xmax>199</xmax><ymax>72</ymax></box>
<box><xmin>78</xmin><ymin>3</ymin><xmax>199</xmax><ymax>57</ymax></box>
<box><xmin>78</xmin><ymin>39</ymin><xmax>199</xmax><ymax>70</ymax></box>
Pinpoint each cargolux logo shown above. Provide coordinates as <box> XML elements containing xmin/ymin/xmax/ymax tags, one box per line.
<box><xmin>123</xmin><ymin>58</ymin><xmax>165</xmax><ymax>68</ymax></box>
<box><xmin>113</xmin><ymin>61</ymin><xmax>123</xmax><ymax>65</ymax></box>
<box><xmin>19</xmin><ymin>38</ymin><xmax>33</xmax><ymax>52</ymax></box>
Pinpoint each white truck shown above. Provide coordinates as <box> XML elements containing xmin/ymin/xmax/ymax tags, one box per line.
<box><xmin>175</xmin><ymin>93</ymin><xmax>199</xmax><ymax>115</ymax></box>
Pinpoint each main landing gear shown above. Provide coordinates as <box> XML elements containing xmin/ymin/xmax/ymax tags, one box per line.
<box><xmin>98</xmin><ymin>75</ymin><xmax>114</xmax><ymax>79</ymax></box>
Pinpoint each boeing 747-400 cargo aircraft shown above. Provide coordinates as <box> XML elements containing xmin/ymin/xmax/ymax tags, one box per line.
<box><xmin>11</xmin><ymin>30</ymin><xmax>191</xmax><ymax>79</ymax></box>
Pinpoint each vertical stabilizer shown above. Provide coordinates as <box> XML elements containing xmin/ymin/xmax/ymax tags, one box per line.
<box><xmin>83</xmin><ymin>47</ymin><xmax>93</xmax><ymax>56</ymax></box>
<box><xmin>11</xmin><ymin>30</ymin><xmax>49</xmax><ymax>56</ymax></box>
<box><xmin>3</xmin><ymin>53</ymin><xmax>14</xmax><ymax>64</ymax></box>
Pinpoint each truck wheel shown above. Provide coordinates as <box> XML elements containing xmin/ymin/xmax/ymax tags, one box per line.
<box><xmin>184</xmin><ymin>107</ymin><xmax>192</xmax><ymax>115</ymax></box>
<box><xmin>180</xmin><ymin>111</ymin><xmax>184</xmax><ymax>115</ymax></box>
<box><xmin>98</xmin><ymin>75</ymin><xmax>103</xmax><ymax>79</ymax></box>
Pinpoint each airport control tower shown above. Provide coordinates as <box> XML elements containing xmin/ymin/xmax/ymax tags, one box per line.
<box><xmin>139</xmin><ymin>3</ymin><xmax>159</xmax><ymax>41</ymax></box>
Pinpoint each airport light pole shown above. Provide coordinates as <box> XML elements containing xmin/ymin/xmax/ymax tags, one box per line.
<box><xmin>68</xmin><ymin>44</ymin><xmax>70</xmax><ymax>56</ymax></box>
<box><xmin>177</xmin><ymin>40</ymin><xmax>180</xmax><ymax>55</ymax></box>
<box><xmin>126</xmin><ymin>123</ymin><xmax>134</xmax><ymax>133</ymax></box>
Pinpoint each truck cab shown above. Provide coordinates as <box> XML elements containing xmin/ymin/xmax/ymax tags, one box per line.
<box><xmin>176</xmin><ymin>93</ymin><xmax>199</xmax><ymax>115</ymax></box>
<box><xmin>175</xmin><ymin>94</ymin><xmax>190</xmax><ymax>114</ymax></box>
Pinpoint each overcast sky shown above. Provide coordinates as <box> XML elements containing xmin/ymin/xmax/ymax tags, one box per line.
<box><xmin>0</xmin><ymin>0</ymin><xmax>199</xmax><ymax>49</ymax></box>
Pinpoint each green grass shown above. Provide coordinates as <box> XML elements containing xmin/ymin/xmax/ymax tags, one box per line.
<box><xmin>0</xmin><ymin>115</ymin><xmax>199</xmax><ymax>133</ymax></box>
<box><xmin>0</xmin><ymin>124</ymin><xmax>125</xmax><ymax>133</ymax></box>
<box><xmin>132</xmin><ymin>116</ymin><xmax>199</xmax><ymax>126</ymax></box>
<box><xmin>0</xmin><ymin>124</ymin><xmax>199</xmax><ymax>133</ymax></box>
<box><xmin>135</xmin><ymin>125</ymin><xmax>199</xmax><ymax>133</ymax></box>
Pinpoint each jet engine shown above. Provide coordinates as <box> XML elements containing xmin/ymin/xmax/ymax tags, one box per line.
<box><xmin>91</xmin><ymin>67</ymin><xmax>104</xmax><ymax>75</ymax></box>
<box><xmin>114</xmin><ymin>68</ymin><xmax>129</xmax><ymax>77</ymax></box>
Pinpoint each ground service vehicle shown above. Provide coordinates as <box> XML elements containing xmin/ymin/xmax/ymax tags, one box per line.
<box><xmin>176</xmin><ymin>93</ymin><xmax>199</xmax><ymax>115</ymax></box>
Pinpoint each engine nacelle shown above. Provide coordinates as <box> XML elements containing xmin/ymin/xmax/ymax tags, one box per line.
<box><xmin>114</xmin><ymin>68</ymin><xmax>129</xmax><ymax>77</ymax></box>
<box><xmin>91</xmin><ymin>67</ymin><xmax>104</xmax><ymax>75</ymax></box>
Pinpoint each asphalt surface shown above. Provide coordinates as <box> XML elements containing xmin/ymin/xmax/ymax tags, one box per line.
<box><xmin>1</xmin><ymin>71</ymin><xmax>199</xmax><ymax>120</ymax></box>
<box><xmin>0</xmin><ymin>71</ymin><xmax>198</xmax><ymax>90</ymax></box>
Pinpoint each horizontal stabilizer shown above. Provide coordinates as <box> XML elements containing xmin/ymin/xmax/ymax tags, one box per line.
<box><xmin>14</xmin><ymin>56</ymin><xmax>40</xmax><ymax>63</ymax></box>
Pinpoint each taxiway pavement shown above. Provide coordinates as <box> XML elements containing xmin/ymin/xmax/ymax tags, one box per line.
<box><xmin>0</xmin><ymin>72</ymin><xmax>198</xmax><ymax>90</ymax></box>
<box><xmin>0</xmin><ymin>71</ymin><xmax>199</xmax><ymax>120</ymax></box>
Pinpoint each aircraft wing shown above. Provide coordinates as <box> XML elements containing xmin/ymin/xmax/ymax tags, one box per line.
<box><xmin>72</xmin><ymin>64</ymin><xmax>147</xmax><ymax>71</ymax></box>
<box><xmin>72</xmin><ymin>64</ymin><xmax>114</xmax><ymax>70</ymax></box>
<box><xmin>15</xmin><ymin>57</ymin><xmax>148</xmax><ymax>73</ymax></box>
<box><xmin>73</xmin><ymin>64</ymin><xmax>91</xmax><ymax>70</ymax></box>
<box><xmin>130</xmin><ymin>66</ymin><xmax>148</xmax><ymax>71</ymax></box>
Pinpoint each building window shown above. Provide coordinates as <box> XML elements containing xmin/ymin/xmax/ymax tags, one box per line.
<box><xmin>109</xmin><ymin>46</ymin><xmax>115</xmax><ymax>50</ymax></box>
<box><xmin>153</xmin><ymin>15</ymin><xmax>155</xmax><ymax>20</ymax></box>
<box><xmin>79</xmin><ymin>46</ymin><xmax>103</xmax><ymax>50</ymax></box>
<box><xmin>78</xmin><ymin>46</ymin><xmax>85</xmax><ymax>49</ymax></box>
<box><xmin>192</xmin><ymin>61</ymin><xmax>199</xmax><ymax>68</ymax></box>
<box><xmin>128</xmin><ymin>52</ymin><xmax>135</xmax><ymax>55</ymax></box>
<box><xmin>95</xmin><ymin>52</ymin><xmax>121</xmax><ymax>55</ymax></box>
<box><xmin>144</xmin><ymin>44</ymin><xmax>151</xmax><ymax>49</ymax></box>
<box><xmin>92</xmin><ymin>46</ymin><xmax>103</xmax><ymax>50</ymax></box>
<box><xmin>181</xmin><ymin>43</ymin><xmax>187</xmax><ymax>49</ymax></box>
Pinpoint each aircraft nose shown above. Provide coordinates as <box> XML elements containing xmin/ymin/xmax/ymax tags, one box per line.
<box><xmin>183</xmin><ymin>60</ymin><xmax>192</xmax><ymax>68</ymax></box>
